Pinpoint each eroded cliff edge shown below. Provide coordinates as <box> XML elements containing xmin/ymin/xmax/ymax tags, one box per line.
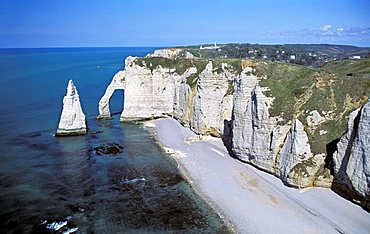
<box><xmin>98</xmin><ymin>48</ymin><xmax>370</xmax><ymax>210</ymax></box>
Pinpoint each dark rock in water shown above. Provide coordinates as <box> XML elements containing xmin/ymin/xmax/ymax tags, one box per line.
<box><xmin>91</xmin><ymin>142</ymin><xmax>124</xmax><ymax>155</ymax></box>
<box><xmin>32</xmin><ymin>217</ymin><xmax>79</xmax><ymax>234</ymax></box>
<box><xmin>89</xmin><ymin>130</ymin><xmax>103</xmax><ymax>135</ymax></box>
<box><xmin>67</xmin><ymin>203</ymin><xmax>86</xmax><ymax>213</ymax></box>
<box><xmin>151</xmin><ymin>165</ymin><xmax>185</xmax><ymax>187</ymax></box>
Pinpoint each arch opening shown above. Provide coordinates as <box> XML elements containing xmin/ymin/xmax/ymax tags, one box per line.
<box><xmin>109</xmin><ymin>89</ymin><xmax>124</xmax><ymax>117</ymax></box>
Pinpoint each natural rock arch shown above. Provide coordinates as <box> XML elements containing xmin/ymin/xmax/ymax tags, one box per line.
<box><xmin>97</xmin><ymin>71</ymin><xmax>125</xmax><ymax>119</ymax></box>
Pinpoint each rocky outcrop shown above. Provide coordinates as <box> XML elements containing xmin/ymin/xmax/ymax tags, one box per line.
<box><xmin>146</xmin><ymin>48</ymin><xmax>194</xmax><ymax>59</ymax></box>
<box><xmin>98</xmin><ymin>71</ymin><xmax>125</xmax><ymax>119</ymax></box>
<box><xmin>276</xmin><ymin>120</ymin><xmax>314</xmax><ymax>186</ymax></box>
<box><xmin>350</xmin><ymin>101</ymin><xmax>370</xmax><ymax>199</ymax></box>
<box><xmin>100</xmin><ymin>53</ymin><xmax>328</xmax><ymax>188</ymax></box>
<box><xmin>333</xmin><ymin>100</ymin><xmax>370</xmax><ymax>209</ymax></box>
<box><xmin>232</xmin><ymin>69</ymin><xmax>281</xmax><ymax>171</ymax></box>
<box><xmin>98</xmin><ymin>56</ymin><xmax>187</xmax><ymax>121</ymax></box>
<box><xmin>191</xmin><ymin>62</ymin><xmax>234</xmax><ymax>136</ymax></box>
<box><xmin>56</xmin><ymin>80</ymin><xmax>87</xmax><ymax>136</ymax></box>
<box><xmin>98</xmin><ymin>49</ymin><xmax>369</xmax><ymax>207</ymax></box>
<box><xmin>231</xmin><ymin>73</ymin><xmax>325</xmax><ymax>187</ymax></box>
<box><xmin>173</xmin><ymin>79</ymin><xmax>193</xmax><ymax>126</ymax></box>
<box><xmin>306</xmin><ymin>110</ymin><xmax>327</xmax><ymax>130</ymax></box>
<box><xmin>98</xmin><ymin>53</ymin><xmax>234</xmax><ymax>137</ymax></box>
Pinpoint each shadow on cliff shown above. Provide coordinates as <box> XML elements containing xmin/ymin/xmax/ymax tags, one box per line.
<box><xmin>327</xmin><ymin>109</ymin><xmax>370</xmax><ymax>212</ymax></box>
<box><xmin>110</xmin><ymin>89</ymin><xmax>124</xmax><ymax>117</ymax></box>
<box><xmin>221</xmin><ymin>119</ymin><xmax>236</xmax><ymax>158</ymax></box>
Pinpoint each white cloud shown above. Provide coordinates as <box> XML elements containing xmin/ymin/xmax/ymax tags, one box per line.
<box><xmin>336</xmin><ymin>28</ymin><xmax>344</xmax><ymax>34</ymax></box>
<box><xmin>263</xmin><ymin>25</ymin><xmax>370</xmax><ymax>45</ymax></box>
<box><xmin>269</xmin><ymin>25</ymin><xmax>370</xmax><ymax>39</ymax></box>
<box><xmin>321</xmin><ymin>25</ymin><xmax>332</xmax><ymax>32</ymax></box>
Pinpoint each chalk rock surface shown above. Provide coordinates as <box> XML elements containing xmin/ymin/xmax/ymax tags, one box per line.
<box><xmin>276</xmin><ymin>119</ymin><xmax>315</xmax><ymax>186</ymax></box>
<box><xmin>191</xmin><ymin>62</ymin><xmax>235</xmax><ymax>136</ymax></box>
<box><xmin>231</xmin><ymin>69</ymin><xmax>280</xmax><ymax>171</ymax></box>
<box><xmin>98</xmin><ymin>71</ymin><xmax>125</xmax><ymax>119</ymax></box>
<box><xmin>56</xmin><ymin>80</ymin><xmax>87</xmax><ymax>136</ymax></box>
<box><xmin>146</xmin><ymin>48</ymin><xmax>194</xmax><ymax>59</ymax></box>
<box><xmin>333</xmin><ymin>100</ymin><xmax>370</xmax><ymax>208</ymax></box>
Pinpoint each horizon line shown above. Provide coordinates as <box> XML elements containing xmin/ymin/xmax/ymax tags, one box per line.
<box><xmin>1</xmin><ymin>42</ymin><xmax>369</xmax><ymax>50</ymax></box>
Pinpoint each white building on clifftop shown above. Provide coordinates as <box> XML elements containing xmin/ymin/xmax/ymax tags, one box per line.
<box><xmin>200</xmin><ymin>42</ymin><xmax>220</xmax><ymax>50</ymax></box>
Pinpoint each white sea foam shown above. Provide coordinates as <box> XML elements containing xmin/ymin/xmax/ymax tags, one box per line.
<box><xmin>63</xmin><ymin>227</ymin><xmax>79</xmax><ymax>234</ymax></box>
<box><xmin>46</xmin><ymin>220</ymin><xmax>67</xmax><ymax>231</ymax></box>
<box><xmin>121</xmin><ymin>177</ymin><xmax>146</xmax><ymax>184</ymax></box>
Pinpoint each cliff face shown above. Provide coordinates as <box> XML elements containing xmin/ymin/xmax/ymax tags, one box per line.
<box><xmin>98</xmin><ymin>49</ymin><xmax>370</xmax><ymax>208</ymax></box>
<box><xmin>121</xmin><ymin>57</ymin><xmax>183</xmax><ymax>120</ymax></box>
<box><xmin>232</xmin><ymin>70</ymin><xmax>283</xmax><ymax>172</ymax></box>
<box><xmin>231</xmin><ymin>70</ymin><xmax>328</xmax><ymax>188</ymax></box>
<box><xmin>191</xmin><ymin>62</ymin><xmax>235</xmax><ymax>136</ymax></box>
<box><xmin>98</xmin><ymin>53</ymin><xmax>235</xmax><ymax>136</ymax></box>
<box><xmin>333</xmin><ymin>101</ymin><xmax>370</xmax><ymax>209</ymax></box>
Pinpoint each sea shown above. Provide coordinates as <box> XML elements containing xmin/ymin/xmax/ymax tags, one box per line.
<box><xmin>0</xmin><ymin>47</ymin><xmax>229</xmax><ymax>233</ymax></box>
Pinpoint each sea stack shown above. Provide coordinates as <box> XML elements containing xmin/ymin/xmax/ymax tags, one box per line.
<box><xmin>56</xmin><ymin>80</ymin><xmax>87</xmax><ymax>136</ymax></box>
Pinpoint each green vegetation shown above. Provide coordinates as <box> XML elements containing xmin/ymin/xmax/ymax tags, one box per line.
<box><xmin>134</xmin><ymin>57</ymin><xmax>193</xmax><ymax>74</ymax></box>
<box><xmin>134</xmin><ymin>57</ymin><xmax>242</xmax><ymax>89</ymax></box>
<box><xmin>226</xmin><ymin>80</ymin><xmax>234</xmax><ymax>95</ymax></box>
<box><xmin>256</xmin><ymin>61</ymin><xmax>316</xmax><ymax>121</ymax></box>
<box><xmin>305</xmin><ymin>59</ymin><xmax>370</xmax><ymax>154</ymax></box>
<box><xmin>212</xmin><ymin>59</ymin><xmax>243</xmax><ymax>75</ymax></box>
<box><xmin>256</xmin><ymin>59</ymin><xmax>370</xmax><ymax>154</ymax></box>
<box><xmin>181</xmin><ymin>43</ymin><xmax>370</xmax><ymax>67</ymax></box>
<box><xmin>290</xmin><ymin>156</ymin><xmax>318</xmax><ymax>179</ymax></box>
<box><xmin>186</xmin><ymin>60</ymin><xmax>208</xmax><ymax>89</ymax></box>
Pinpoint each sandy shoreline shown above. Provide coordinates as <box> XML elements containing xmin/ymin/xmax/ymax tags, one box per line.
<box><xmin>144</xmin><ymin>117</ymin><xmax>370</xmax><ymax>233</ymax></box>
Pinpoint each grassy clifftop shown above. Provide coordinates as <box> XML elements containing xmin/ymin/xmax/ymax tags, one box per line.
<box><xmin>134</xmin><ymin>57</ymin><xmax>244</xmax><ymax>89</ymax></box>
<box><xmin>181</xmin><ymin>43</ymin><xmax>370</xmax><ymax>67</ymax></box>
<box><xmin>256</xmin><ymin>59</ymin><xmax>370</xmax><ymax>154</ymax></box>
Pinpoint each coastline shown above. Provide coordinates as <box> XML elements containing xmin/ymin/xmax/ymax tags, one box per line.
<box><xmin>144</xmin><ymin>120</ymin><xmax>236</xmax><ymax>233</ymax></box>
<box><xmin>144</xmin><ymin>117</ymin><xmax>370</xmax><ymax>233</ymax></box>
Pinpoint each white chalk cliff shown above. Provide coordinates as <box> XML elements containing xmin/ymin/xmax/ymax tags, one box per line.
<box><xmin>232</xmin><ymin>69</ymin><xmax>285</xmax><ymax>172</ymax></box>
<box><xmin>98</xmin><ymin>71</ymin><xmax>125</xmax><ymax>119</ymax></box>
<box><xmin>56</xmin><ymin>80</ymin><xmax>87</xmax><ymax>136</ymax></box>
<box><xmin>146</xmin><ymin>48</ymin><xmax>194</xmax><ymax>59</ymax></box>
<box><xmin>333</xmin><ymin>100</ymin><xmax>370</xmax><ymax>208</ymax></box>
<box><xmin>98</xmin><ymin>49</ymin><xmax>369</xmax><ymax>209</ymax></box>
<box><xmin>191</xmin><ymin>62</ymin><xmax>235</xmax><ymax>136</ymax></box>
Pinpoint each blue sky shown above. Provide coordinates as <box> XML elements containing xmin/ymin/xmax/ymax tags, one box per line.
<box><xmin>0</xmin><ymin>0</ymin><xmax>369</xmax><ymax>47</ymax></box>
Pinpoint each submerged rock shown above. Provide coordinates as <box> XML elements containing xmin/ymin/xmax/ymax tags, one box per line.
<box><xmin>91</xmin><ymin>142</ymin><xmax>124</xmax><ymax>155</ymax></box>
<box><xmin>56</xmin><ymin>80</ymin><xmax>87</xmax><ymax>136</ymax></box>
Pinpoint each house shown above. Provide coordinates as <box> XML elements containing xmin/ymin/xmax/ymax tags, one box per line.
<box><xmin>200</xmin><ymin>43</ymin><xmax>220</xmax><ymax>50</ymax></box>
<box><xmin>350</xmin><ymin>55</ymin><xmax>361</xmax><ymax>59</ymax></box>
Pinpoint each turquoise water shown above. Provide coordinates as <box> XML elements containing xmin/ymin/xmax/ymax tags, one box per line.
<box><xmin>0</xmin><ymin>48</ymin><xmax>228</xmax><ymax>233</ymax></box>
